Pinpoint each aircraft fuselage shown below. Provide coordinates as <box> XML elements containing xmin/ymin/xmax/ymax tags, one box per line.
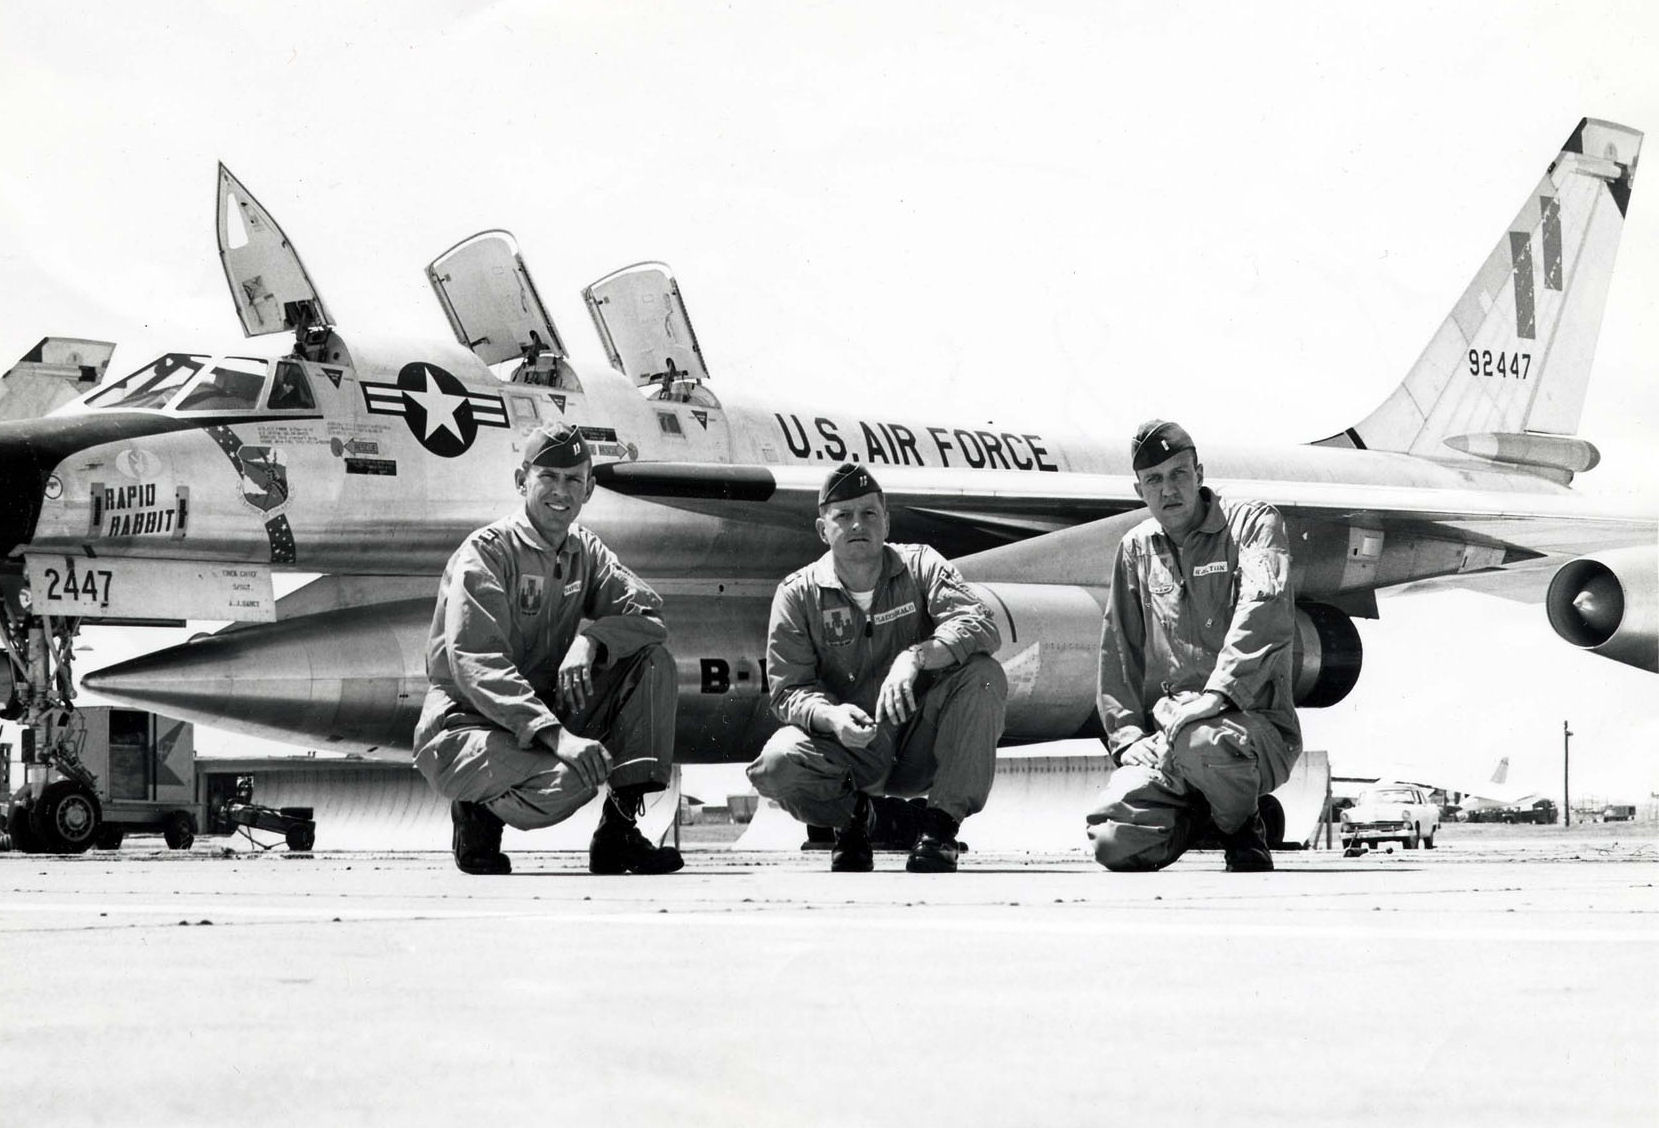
<box><xmin>10</xmin><ymin>329</ymin><xmax>1616</xmax><ymax>598</ymax></box>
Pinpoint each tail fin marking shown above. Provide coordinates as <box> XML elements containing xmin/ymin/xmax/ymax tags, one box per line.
<box><xmin>1327</xmin><ymin>119</ymin><xmax>1641</xmax><ymax>465</ymax></box>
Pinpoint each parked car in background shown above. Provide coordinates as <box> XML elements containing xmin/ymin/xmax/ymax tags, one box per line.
<box><xmin>1340</xmin><ymin>783</ymin><xmax>1441</xmax><ymax>851</ymax></box>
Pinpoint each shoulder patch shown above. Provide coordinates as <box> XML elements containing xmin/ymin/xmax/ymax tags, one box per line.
<box><xmin>1238</xmin><ymin>546</ymin><xmax>1287</xmax><ymax>601</ymax></box>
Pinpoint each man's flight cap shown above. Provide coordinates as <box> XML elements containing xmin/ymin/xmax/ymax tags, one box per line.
<box><xmin>523</xmin><ymin>423</ymin><xmax>591</xmax><ymax>469</ymax></box>
<box><xmin>819</xmin><ymin>462</ymin><xmax>883</xmax><ymax>507</ymax></box>
<box><xmin>1130</xmin><ymin>419</ymin><xmax>1197</xmax><ymax>471</ymax></box>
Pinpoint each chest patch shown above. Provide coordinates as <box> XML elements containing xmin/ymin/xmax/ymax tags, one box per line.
<box><xmin>822</xmin><ymin>606</ymin><xmax>856</xmax><ymax>647</ymax></box>
<box><xmin>516</xmin><ymin>575</ymin><xmax>544</xmax><ymax>615</ymax></box>
<box><xmin>1147</xmin><ymin>559</ymin><xmax>1178</xmax><ymax>596</ymax></box>
<box><xmin>873</xmin><ymin>601</ymin><xmax>916</xmax><ymax>626</ymax></box>
<box><xmin>563</xmin><ymin>579</ymin><xmax>582</xmax><ymax>597</ymax></box>
<box><xmin>1192</xmin><ymin>561</ymin><xmax>1228</xmax><ymax>577</ymax></box>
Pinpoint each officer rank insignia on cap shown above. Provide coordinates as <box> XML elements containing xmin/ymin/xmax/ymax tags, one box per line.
<box><xmin>819</xmin><ymin>462</ymin><xmax>883</xmax><ymax>507</ymax></box>
<box><xmin>1130</xmin><ymin>419</ymin><xmax>1197</xmax><ymax>471</ymax></box>
<box><xmin>523</xmin><ymin>423</ymin><xmax>590</xmax><ymax>469</ymax></box>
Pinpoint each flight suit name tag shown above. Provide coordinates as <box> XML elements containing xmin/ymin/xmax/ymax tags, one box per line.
<box><xmin>873</xmin><ymin>601</ymin><xmax>916</xmax><ymax>626</ymax></box>
<box><xmin>1193</xmin><ymin>561</ymin><xmax>1228</xmax><ymax>577</ymax></box>
<box><xmin>563</xmin><ymin>579</ymin><xmax>582</xmax><ymax>596</ymax></box>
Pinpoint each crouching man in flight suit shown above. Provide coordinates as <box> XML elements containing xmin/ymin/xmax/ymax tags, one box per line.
<box><xmin>748</xmin><ymin>463</ymin><xmax>1008</xmax><ymax>873</ymax></box>
<box><xmin>414</xmin><ymin>423</ymin><xmax>683</xmax><ymax>877</ymax></box>
<box><xmin>1088</xmin><ymin>420</ymin><xmax>1302</xmax><ymax>872</ymax></box>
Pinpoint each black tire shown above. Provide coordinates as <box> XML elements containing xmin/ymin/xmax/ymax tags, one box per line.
<box><xmin>93</xmin><ymin>826</ymin><xmax>125</xmax><ymax>850</ymax></box>
<box><xmin>1423</xmin><ymin>829</ymin><xmax>1436</xmax><ymax>849</ymax></box>
<box><xmin>1404</xmin><ymin>826</ymin><xmax>1420</xmax><ymax>849</ymax></box>
<box><xmin>6</xmin><ymin>802</ymin><xmax>43</xmax><ymax>854</ymax></box>
<box><xmin>285</xmin><ymin>824</ymin><xmax>315</xmax><ymax>852</ymax></box>
<box><xmin>32</xmin><ymin>780</ymin><xmax>100</xmax><ymax>854</ymax></box>
<box><xmin>162</xmin><ymin>812</ymin><xmax>195</xmax><ymax>851</ymax></box>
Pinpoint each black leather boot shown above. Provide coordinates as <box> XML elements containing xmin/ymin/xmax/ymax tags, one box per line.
<box><xmin>589</xmin><ymin>789</ymin><xmax>684</xmax><ymax>875</ymax></box>
<box><xmin>831</xmin><ymin>792</ymin><xmax>874</xmax><ymax>872</ymax></box>
<box><xmin>1221</xmin><ymin>811</ymin><xmax>1274</xmax><ymax>872</ymax></box>
<box><xmin>906</xmin><ymin>807</ymin><xmax>962</xmax><ymax>873</ymax></box>
<box><xmin>450</xmin><ymin>800</ymin><xmax>510</xmax><ymax>875</ymax></box>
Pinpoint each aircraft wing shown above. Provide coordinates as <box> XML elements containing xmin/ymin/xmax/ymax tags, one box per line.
<box><xmin>593</xmin><ymin>463</ymin><xmax>1648</xmax><ymax>540</ymax></box>
<box><xmin>590</xmin><ymin>461</ymin><xmax>1652</xmax><ymax>593</ymax></box>
<box><xmin>1387</xmin><ymin>555</ymin><xmax>1567</xmax><ymax>604</ymax></box>
<box><xmin>1220</xmin><ymin>477</ymin><xmax>1654</xmax><ymax>556</ymax></box>
<box><xmin>592</xmin><ymin>461</ymin><xmax>1145</xmax><ymax>557</ymax></box>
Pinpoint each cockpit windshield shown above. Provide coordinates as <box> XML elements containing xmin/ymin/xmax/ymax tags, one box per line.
<box><xmin>172</xmin><ymin>363</ymin><xmax>268</xmax><ymax>411</ymax></box>
<box><xmin>82</xmin><ymin>353</ymin><xmax>309</xmax><ymax>414</ymax></box>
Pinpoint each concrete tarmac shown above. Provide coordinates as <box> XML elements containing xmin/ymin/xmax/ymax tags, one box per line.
<box><xmin>2</xmin><ymin>834</ymin><xmax>1655</xmax><ymax>1127</ymax></box>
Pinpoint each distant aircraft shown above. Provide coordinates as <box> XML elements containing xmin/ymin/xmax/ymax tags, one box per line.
<box><xmin>1443</xmin><ymin>756</ymin><xmax>1546</xmax><ymax>815</ymax></box>
<box><xmin>0</xmin><ymin>119</ymin><xmax>1651</xmax><ymax>810</ymax></box>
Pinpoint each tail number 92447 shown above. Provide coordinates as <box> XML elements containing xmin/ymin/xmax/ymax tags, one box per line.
<box><xmin>1469</xmin><ymin>349</ymin><xmax>1531</xmax><ymax>379</ymax></box>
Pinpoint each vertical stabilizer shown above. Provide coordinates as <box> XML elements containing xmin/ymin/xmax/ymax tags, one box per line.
<box><xmin>1323</xmin><ymin>119</ymin><xmax>1640</xmax><ymax>465</ymax></box>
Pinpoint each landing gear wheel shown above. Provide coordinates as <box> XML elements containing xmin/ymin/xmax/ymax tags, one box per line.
<box><xmin>6</xmin><ymin>802</ymin><xmax>42</xmax><ymax>854</ymax></box>
<box><xmin>163</xmin><ymin>812</ymin><xmax>195</xmax><ymax>851</ymax></box>
<box><xmin>94</xmin><ymin>826</ymin><xmax>126</xmax><ymax>850</ymax></box>
<box><xmin>32</xmin><ymin>780</ymin><xmax>100</xmax><ymax>854</ymax></box>
<box><xmin>285</xmin><ymin>824</ymin><xmax>315</xmax><ymax>852</ymax></box>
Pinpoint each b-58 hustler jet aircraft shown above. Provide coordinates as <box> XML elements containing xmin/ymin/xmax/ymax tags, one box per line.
<box><xmin>0</xmin><ymin>120</ymin><xmax>1652</xmax><ymax>823</ymax></box>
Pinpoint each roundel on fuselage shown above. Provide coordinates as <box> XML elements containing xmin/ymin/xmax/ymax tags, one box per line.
<box><xmin>359</xmin><ymin>362</ymin><xmax>510</xmax><ymax>458</ymax></box>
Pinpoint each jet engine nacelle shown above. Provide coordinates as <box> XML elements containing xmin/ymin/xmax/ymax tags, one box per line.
<box><xmin>1290</xmin><ymin>601</ymin><xmax>1364</xmax><ymax>708</ymax></box>
<box><xmin>979</xmin><ymin>585</ymin><xmax>1364</xmax><ymax>715</ymax></box>
<box><xmin>1545</xmin><ymin>546</ymin><xmax>1659</xmax><ymax>672</ymax></box>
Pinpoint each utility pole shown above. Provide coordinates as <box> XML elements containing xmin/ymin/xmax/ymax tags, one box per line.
<box><xmin>1563</xmin><ymin>720</ymin><xmax>1572</xmax><ymax>828</ymax></box>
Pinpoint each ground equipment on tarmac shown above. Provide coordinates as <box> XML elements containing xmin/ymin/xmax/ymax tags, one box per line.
<box><xmin>3</xmin><ymin>706</ymin><xmax>315</xmax><ymax>853</ymax></box>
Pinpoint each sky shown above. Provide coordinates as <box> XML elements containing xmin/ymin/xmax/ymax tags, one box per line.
<box><xmin>2</xmin><ymin>1</ymin><xmax>1657</xmax><ymax>804</ymax></box>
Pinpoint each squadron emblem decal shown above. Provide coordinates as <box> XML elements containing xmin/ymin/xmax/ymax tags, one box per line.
<box><xmin>360</xmin><ymin>363</ymin><xmax>509</xmax><ymax>457</ymax></box>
